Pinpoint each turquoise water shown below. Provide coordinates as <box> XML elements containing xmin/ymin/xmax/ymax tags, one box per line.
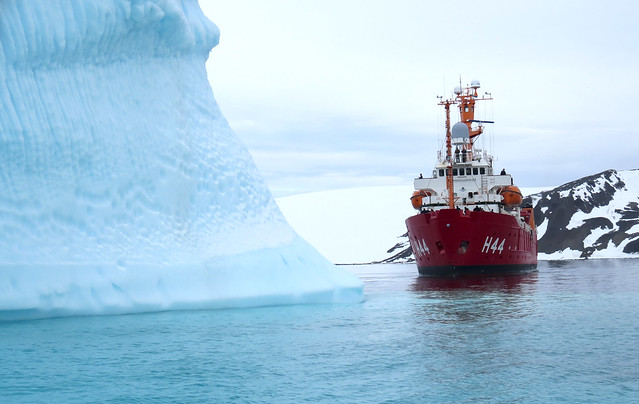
<box><xmin>2</xmin><ymin>260</ymin><xmax>638</xmax><ymax>403</ymax></box>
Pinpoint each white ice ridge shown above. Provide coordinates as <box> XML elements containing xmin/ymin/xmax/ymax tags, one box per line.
<box><xmin>0</xmin><ymin>0</ymin><xmax>362</xmax><ymax>320</ymax></box>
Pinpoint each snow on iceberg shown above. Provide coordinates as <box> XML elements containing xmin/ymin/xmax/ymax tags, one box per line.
<box><xmin>0</xmin><ymin>0</ymin><xmax>362</xmax><ymax>320</ymax></box>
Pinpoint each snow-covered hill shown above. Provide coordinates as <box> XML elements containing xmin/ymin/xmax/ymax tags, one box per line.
<box><xmin>277</xmin><ymin>169</ymin><xmax>639</xmax><ymax>264</ymax></box>
<box><xmin>526</xmin><ymin>169</ymin><xmax>639</xmax><ymax>259</ymax></box>
<box><xmin>277</xmin><ymin>186</ymin><xmax>416</xmax><ymax>264</ymax></box>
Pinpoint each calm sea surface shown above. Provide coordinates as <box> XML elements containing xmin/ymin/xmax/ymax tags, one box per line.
<box><xmin>1</xmin><ymin>260</ymin><xmax>638</xmax><ymax>403</ymax></box>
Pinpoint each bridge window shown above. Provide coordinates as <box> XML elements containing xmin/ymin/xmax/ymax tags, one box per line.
<box><xmin>466</xmin><ymin>168</ymin><xmax>472</xmax><ymax>175</ymax></box>
<box><xmin>439</xmin><ymin>169</ymin><xmax>444</xmax><ymax>177</ymax></box>
<box><xmin>473</xmin><ymin>168</ymin><xmax>478</xmax><ymax>175</ymax></box>
<box><xmin>480</xmin><ymin>168</ymin><xmax>486</xmax><ymax>174</ymax></box>
<box><xmin>453</xmin><ymin>168</ymin><xmax>458</xmax><ymax>176</ymax></box>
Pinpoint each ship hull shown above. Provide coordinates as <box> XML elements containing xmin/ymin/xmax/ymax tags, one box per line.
<box><xmin>406</xmin><ymin>209</ymin><xmax>537</xmax><ymax>276</ymax></box>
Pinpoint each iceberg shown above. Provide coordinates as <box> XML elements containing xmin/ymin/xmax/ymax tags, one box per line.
<box><xmin>0</xmin><ymin>0</ymin><xmax>362</xmax><ymax>321</ymax></box>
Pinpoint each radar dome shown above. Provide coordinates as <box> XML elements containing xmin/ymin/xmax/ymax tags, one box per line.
<box><xmin>454</xmin><ymin>86</ymin><xmax>462</xmax><ymax>95</ymax></box>
<box><xmin>452</xmin><ymin>122</ymin><xmax>470</xmax><ymax>140</ymax></box>
<box><xmin>470</xmin><ymin>79</ymin><xmax>481</xmax><ymax>89</ymax></box>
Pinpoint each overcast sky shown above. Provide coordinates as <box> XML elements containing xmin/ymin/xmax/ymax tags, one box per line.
<box><xmin>200</xmin><ymin>0</ymin><xmax>639</xmax><ymax>197</ymax></box>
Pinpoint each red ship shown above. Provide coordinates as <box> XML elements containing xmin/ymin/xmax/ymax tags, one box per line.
<box><xmin>405</xmin><ymin>80</ymin><xmax>537</xmax><ymax>276</ymax></box>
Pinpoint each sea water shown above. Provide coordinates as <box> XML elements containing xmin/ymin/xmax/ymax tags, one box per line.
<box><xmin>1</xmin><ymin>260</ymin><xmax>638</xmax><ymax>403</ymax></box>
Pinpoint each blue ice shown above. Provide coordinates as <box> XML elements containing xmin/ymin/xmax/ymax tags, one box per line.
<box><xmin>0</xmin><ymin>0</ymin><xmax>363</xmax><ymax>321</ymax></box>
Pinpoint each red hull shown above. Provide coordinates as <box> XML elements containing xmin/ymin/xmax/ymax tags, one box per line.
<box><xmin>406</xmin><ymin>209</ymin><xmax>537</xmax><ymax>276</ymax></box>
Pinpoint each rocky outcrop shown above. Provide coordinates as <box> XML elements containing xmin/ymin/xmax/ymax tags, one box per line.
<box><xmin>526</xmin><ymin>169</ymin><xmax>639</xmax><ymax>258</ymax></box>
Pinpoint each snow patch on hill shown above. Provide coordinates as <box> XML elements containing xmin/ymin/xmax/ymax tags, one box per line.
<box><xmin>277</xmin><ymin>186</ymin><xmax>415</xmax><ymax>264</ymax></box>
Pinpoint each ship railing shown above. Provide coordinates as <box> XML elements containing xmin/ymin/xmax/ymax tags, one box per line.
<box><xmin>421</xmin><ymin>193</ymin><xmax>502</xmax><ymax>208</ymax></box>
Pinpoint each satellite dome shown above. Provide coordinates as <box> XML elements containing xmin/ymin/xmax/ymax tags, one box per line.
<box><xmin>453</xmin><ymin>86</ymin><xmax>462</xmax><ymax>95</ymax></box>
<box><xmin>470</xmin><ymin>79</ymin><xmax>480</xmax><ymax>89</ymax></box>
<box><xmin>452</xmin><ymin>122</ymin><xmax>470</xmax><ymax>139</ymax></box>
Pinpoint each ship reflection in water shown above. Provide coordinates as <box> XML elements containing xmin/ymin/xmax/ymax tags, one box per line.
<box><xmin>410</xmin><ymin>270</ymin><xmax>539</xmax><ymax>323</ymax></box>
<box><xmin>412</xmin><ymin>270</ymin><xmax>538</xmax><ymax>292</ymax></box>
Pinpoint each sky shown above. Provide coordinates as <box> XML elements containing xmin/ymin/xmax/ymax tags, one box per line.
<box><xmin>199</xmin><ymin>0</ymin><xmax>639</xmax><ymax>197</ymax></box>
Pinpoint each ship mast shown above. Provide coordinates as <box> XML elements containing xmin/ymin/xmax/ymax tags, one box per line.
<box><xmin>440</xmin><ymin>99</ymin><xmax>455</xmax><ymax>209</ymax></box>
<box><xmin>438</xmin><ymin>79</ymin><xmax>493</xmax><ymax>209</ymax></box>
<box><xmin>457</xmin><ymin>80</ymin><xmax>493</xmax><ymax>147</ymax></box>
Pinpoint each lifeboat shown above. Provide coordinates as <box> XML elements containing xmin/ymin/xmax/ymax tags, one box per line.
<box><xmin>410</xmin><ymin>190</ymin><xmax>431</xmax><ymax>210</ymax></box>
<box><xmin>499</xmin><ymin>185</ymin><xmax>523</xmax><ymax>207</ymax></box>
